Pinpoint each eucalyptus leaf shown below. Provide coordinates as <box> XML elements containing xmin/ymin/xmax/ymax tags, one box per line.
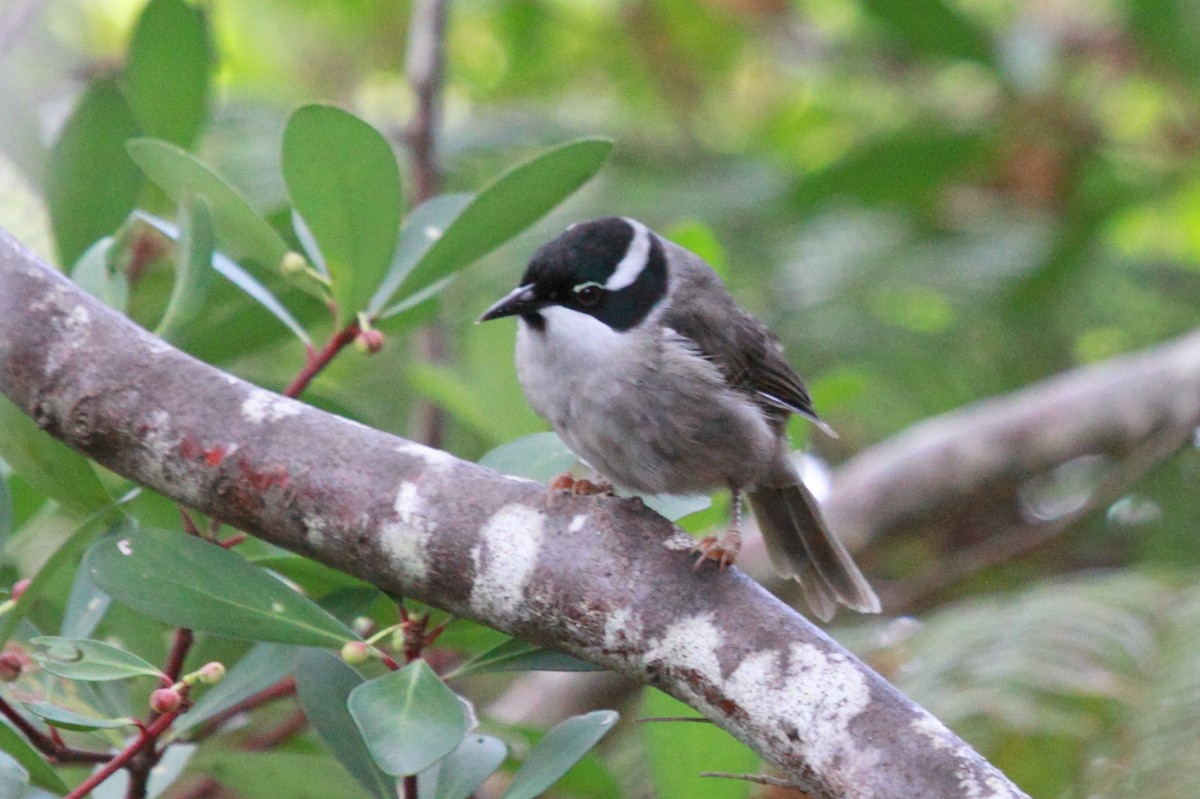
<box><xmin>401</xmin><ymin>138</ymin><xmax>613</xmax><ymax>297</ymax></box>
<box><xmin>60</xmin><ymin>566</ymin><xmax>111</xmax><ymax>640</ymax></box>
<box><xmin>500</xmin><ymin>710</ymin><xmax>619</xmax><ymax>799</ymax></box>
<box><xmin>478</xmin><ymin>432</ymin><xmax>578</xmax><ymax>485</ymax></box>
<box><xmin>419</xmin><ymin>734</ymin><xmax>507</xmax><ymax>799</ymax></box>
<box><xmin>127</xmin><ymin>138</ymin><xmax>289</xmax><ymax>272</ymax></box>
<box><xmin>450</xmin><ymin>637</ymin><xmax>602</xmax><ymax>678</ymax></box>
<box><xmin>155</xmin><ymin>198</ymin><xmax>217</xmax><ymax>342</ymax></box>
<box><xmin>377</xmin><ymin>277</ymin><xmax>451</xmax><ymax>324</ymax></box>
<box><xmin>29</xmin><ymin>636</ymin><xmax>164</xmax><ymax>682</ymax></box>
<box><xmin>0</xmin><ymin>478</ymin><xmax>10</xmax><ymax>553</ymax></box>
<box><xmin>134</xmin><ymin>211</ymin><xmax>311</xmax><ymax>346</ymax></box>
<box><xmin>294</xmin><ymin>649</ymin><xmax>398</xmax><ymax>799</ymax></box>
<box><xmin>22</xmin><ymin>701</ymin><xmax>136</xmax><ymax>732</ymax></box>
<box><xmin>0</xmin><ymin>395</ymin><xmax>112</xmax><ymax>516</ymax></box>
<box><xmin>70</xmin><ymin>237</ymin><xmax>128</xmax><ymax>312</ymax></box>
<box><xmin>85</xmin><ymin>527</ymin><xmax>358</xmax><ymax>647</ymax></box>
<box><xmin>173</xmin><ymin>643</ymin><xmax>296</xmax><ymax>737</ymax></box>
<box><xmin>282</xmin><ymin>104</ymin><xmax>403</xmax><ymax>316</ymax></box>
<box><xmin>368</xmin><ymin>193</ymin><xmax>473</xmax><ymax>315</ymax></box>
<box><xmin>46</xmin><ymin>78</ymin><xmax>143</xmax><ymax>267</ymax></box>
<box><xmin>640</xmin><ymin>689</ymin><xmax>759</xmax><ymax>799</ymax></box>
<box><xmin>0</xmin><ymin>719</ymin><xmax>69</xmax><ymax>795</ymax></box>
<box><xmin>348</xmin><ymin>660</ymin><xmax>470</xmax><ymax>777</ymax></box>
<box><xmin>124</xmin><ymin>0</ymin><xmax>211</xmax><ymax>148</ymax></box>
<box><xmin>0</xmin><ymin>507</ymin><xmax>131</xmax><ymax>650</ymax></box>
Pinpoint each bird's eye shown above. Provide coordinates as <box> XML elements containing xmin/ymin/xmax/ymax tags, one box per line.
<box><xmin>573</xmin><ymin>283</ymin><xmax>604</xmax><ymax>307</ymax></box>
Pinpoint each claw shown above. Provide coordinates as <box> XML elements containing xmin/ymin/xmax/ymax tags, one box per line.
<box><xmin>691</xmin><ymin>532</ymin><xmax>740</xmax><ymax>572</ymax></box>
<box><xmin>572</xmin><ymin>477</ymin><xmax>614</xmax><ymax>496</ymax></box>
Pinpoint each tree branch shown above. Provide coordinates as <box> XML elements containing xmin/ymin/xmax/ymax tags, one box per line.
<box><xmin>825</xmin><ymin>326</ymin><xmax>1200</xmax><ymax>552</ymax></box>
<box><xmin>0</xmin><ymin>230</ymin><xmax>1026</xmax><ymax>799</ymax></box>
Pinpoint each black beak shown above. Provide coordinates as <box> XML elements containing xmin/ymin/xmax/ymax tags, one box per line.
<box><xmin>478</xmin><ymin>284</ymin><xmax>542</xmax><ymax>323</ymax></box>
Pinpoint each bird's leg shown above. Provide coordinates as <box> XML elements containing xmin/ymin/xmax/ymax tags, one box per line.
<box><xmin>693</xmin><ymin>486</ymin><xmax>743</xmax><ymax>571</ymax></box>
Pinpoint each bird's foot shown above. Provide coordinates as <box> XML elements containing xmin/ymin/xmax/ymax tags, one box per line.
<box><xmin>692</xmin><ymin>530</ymin><xmax>742</xmax><ymax>572</ymax></box>
<box><xmin>546</xmin><ymin>472</ymin><xmax>615</xmax><ymax>505</ymax></box>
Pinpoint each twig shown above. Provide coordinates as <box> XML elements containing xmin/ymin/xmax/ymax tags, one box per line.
<box><xmin>635</xmin><ymin>716</ymin><xmax>713</xmax><ymax>724</ymax></box>
<box><xmin>64</xmin><ymin>709</ymin><xmax>182</xmax><ymax>799</ymax></box>
<box><xmin>0</xmin><ymin>696</ymin><xmax>111</xmax><ymax>764</ymax></box>
<box><xmin>699</xmin><ymin>771</ymin><xmax>798</xmax><ymax>787</ymax></box>
<box><xmin>283</xmin><ymin>322</ymin><xmax>361</xmax><ymax>399</ymax></box>
<box><xmin>243</xmin><ymin>708</ymin><xmax>307</xmax><ymax>751</ymax></box>
<box><xmin>190</xmin><ymin>677</ymin><xmax>296</xmax><ymax>741</ymax></box>
<box><xmin>162</xmin><ymin>629</ymin><xmax>194</xmax><ymax>684</ymax></box>
<box><xmin>403</xmin><ymin>0</ymin><xmax>450</xmax><ymax>450</ymax></box>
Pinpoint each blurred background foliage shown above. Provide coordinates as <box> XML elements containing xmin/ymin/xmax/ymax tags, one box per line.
<box><xmin>1</xmin><ymin>0</ymin><xmax>1199</xmax><ymax>798</ymax></box>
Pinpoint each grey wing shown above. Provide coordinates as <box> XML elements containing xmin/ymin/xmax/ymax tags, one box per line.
<box><xmin>660</xmin><ymin>243</ymin><xmax>827</xmax><ymax>432</ymax></box>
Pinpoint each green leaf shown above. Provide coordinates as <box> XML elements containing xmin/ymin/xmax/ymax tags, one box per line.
<box><xmin>46</xmin><ymin>78</ymin><xmax>143</xmax><ymax>267</ymax></box>
<box><xmin>197</xmin><ymin>750</ymin><xmax>375</xmax><ymax>799</ymax></box>
<box><xmin>85</xmin><ymin>527</ymin><xmax>358</xmax><ymax>647</ymax></box>
<box><xmin>29</xmin><ymin>636</ymin><xmax>164</xmax><ymax>682</ymax></box>
<box><xmin>479</xmin><ymin>432</ymin><xmax>578</xmax><ymax>485</ymax></box>
<box><xmin>135</xmin><ymin>210</ymin><xmax>312</xmax><ymax>345</ymax></box>
<box><xmin>0</xmin><ymin>718</ymin><xmax>70</xmax><ymax>795</ymax></box>
<box><xmin>860</xmin><ymin>0</ymin><xmax>994</xmax><ymax>65</ymax></box>
<box><xmin>419</xmin><ymin>734</ymin><xmax>507</xmax><ymax>799</ymax></box>
<box><xmin>127</xmin><ymin>138</ymin><xmax>289</xmax><ymax>271</ymax></box>
<box><xmin>173</xmin><ymin>643</ymin><xmax>296</xmax><ymax>737</ymax></box>
<box><xmin>640</xmin><ymin>690</ymin><xmax>758</xmax><ymax>799</ymax></box>
<box><xmin>368</xmin><ymin>193</ymin><xmax>473</xmax><ymax>315</ymax></box>
<box><xmin>155</xmin><ymin>198</ymin><xmax>217</xmax><ymax>342</ymax></box>
<box><xmin>348</xmin><ymin>660</ymin><xmax>470</xmax><ymax>777</ymax></box>
<box><xmin>406</xmin><ymin>363</ymin><xmax>501</xmax><ymax>444</ymax></box>
<box><xmin>500</xmin><ymin>710</ymin><xmax>619</xmax><ymax>799</ymax></box>
<box><xmin>124</xmin><ymin>0</ymin><xmax>211</xmax><ymax>148</ymax></box>
<box><xmin>0</xmin><ymin>477</ymin><xmax>11</xmax><ymax>553</ymax></box>
<box><xmin>0</xmin><ymin>507</ymin><xmax>131</xmax><ymax>650</ymax></box>
<box><xmin>0</xmin><ymin>395</ymin><xmax>112</xmax><ymax>516</ymax></box>
<box><xmin>1127</xmin><ymin>0</ymin><xmax>1200</xmax><ymax>81</ymax></box>
<box><xmin>71</xmin><ymin>237</ymin><xmax>128</xmax><ymax>313</ymax></box>
<box><xmin>793</xmin><ymin>129</ymin><xmax>988</xmax><ymax>212</ymax></box>
<box><xmin>282</xmin><ymin>104</ymin><xmax>403</xmax><ymax>316</ymax></box>
<box><xmin>401</xmin><ymin>138</ymin><xmax>613</xmax><ymax>297</ymax></box>
<box><xmin>377</xmin><ymin>277</ymin><xmax>450</xmax><ymax>325</ymax></box>
<box><xmin>23</xmin><ymin>701</ymin><xmax>136</xmax><ymax>732</ymax></box>
<box><xmin>451</xmin><ymin>637</ymin><xmax>602</xmax><ymax>679</ymax></box>
<box><xmin>294</xmin><ymin>649</ymin><xmax>398</xmax><ymax>799</ymax></box>
<box><xmin>28</xmin><ymin>637</ymin><xmax>160</xmax><ymax>684</ymax></box>
<box><xmin>478</xmin><ymin>433</ymin><xmax>709</xmax><ymax>521</ymax></box>
<box><xmin>60</xmin><ymin>565</ymin><xmax>111</xmax><ymax>639</ymax></box>
<box><xmin>253</xmin><ymin>555</ymin><xmax>379</xmax><ymax>599</ymax></box>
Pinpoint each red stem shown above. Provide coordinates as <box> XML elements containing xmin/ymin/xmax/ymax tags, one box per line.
<box><xmin>283</xmin><ymin>322</ymin><xmax>360</xmax><ymax>399</ymax></box>
<box><xmin>63</xmin><ymin>710</ymin><xmax>180</xmax><ymax>799</ymax></box>
<box><xmin>162</xmin><ymin>628</ymin><xmax>194</xmax><ymax>684</ymax></box>
<box><xmin>191</xmin><ymin>677</ymin><xmax>296</xmax><ymax>741</ymax></box>
<box><xmin>0</xmin><ymin>696</ymin><xmax>110</xmax><ymax>764</ymax></box>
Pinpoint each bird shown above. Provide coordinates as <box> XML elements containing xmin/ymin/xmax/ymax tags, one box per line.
<box><xmin>479</xmin><ymin>216</ymin><xmax>880</xmax><ymax>621</ymax></box>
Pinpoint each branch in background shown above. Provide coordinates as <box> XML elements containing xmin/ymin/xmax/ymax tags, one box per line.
<box><xmin>0</xmin><ymin>231</ymin><xmax>1027</xmax><ymax>799</ymax></box>
<box><xmin>824</xmin><ymin>327</ymin><xmax>1200</xmax><ymax>554</ymax></box>
<box><xmin>403</xmin><ymin>0</ymin><xmax>451</xmax><ymax>449</ymax></box>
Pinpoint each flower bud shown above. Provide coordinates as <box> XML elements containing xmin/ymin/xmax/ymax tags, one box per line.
<box><xmin>150</xmin><ymin>687</ymin><xmax>183</xmax><ymax>714</ymax></box>
<box><xmin>280</xmin><ymin>252</ymin><xmax>308</xmax><ymax>276</ymax></box>
<box><xmin>197</xmin><ymin>661</ymin><xmax>225</xmax><ymax>685</ymax></box>
<box><xmin>341</xmin><ymin>641</ymin><xmax>371</xmax><ymax>665</ymax></box>
<box><xmin>354</xmin><ymin>328</ymin><xmax>384</xmax><ymax>354</ymax></box>
<box><xmin>0</xmin><ymin>652</ymin><xmax>23</xmax><ymax>682</ymax></box>
<box><xmin>10</xmin><ymin>579</ymin><xmax>31</xmax><ymax>602</ymax></box>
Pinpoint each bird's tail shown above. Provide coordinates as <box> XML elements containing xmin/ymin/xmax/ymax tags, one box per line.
<box><xmin>748</xmin><ymin>482</ymin><xmax>880</xmax><ymax>621</ymax></box>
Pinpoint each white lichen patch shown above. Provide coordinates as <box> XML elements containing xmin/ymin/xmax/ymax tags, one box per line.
<box><xmin>725</xmin><ymin>643</ymin><xmax>874</xmax><ymax>776</ymax></box>
<box><xmin>643</xmin><ymin>613</ymin><xmax>723</xmax><ymax>682</ymax></box>
<box><xmin>379</xmin><ymin>481</ymin><xmax>434</xmax><ymax>581</ymax></box>
<box><xmin>470</xmin><ymin>504</ymin><xmax>546</xmax><ymax>618</ymax></box>
<box><xmin>568</xmin><ymin>514</ymin><xmax>587</xmax><ymax>533</ymax></box>
<box><xmin>911</xmin><ymin>712</ymin><xmax>1026</xmax><ymax>799</ymax></box>
<box><xmin>64</xmin><ymin>304</ymin><xmax>91</xmax><ymax>330</ymax></box>
<box><xmin>603</xmin><ymin>606</ymin><xmax>644</xmax><ymax>653</ymax></box>
<box><xmin>395</xmin><ymin>441</ymin><xmax>455</xmax><ymax>470</ymax></box>
<box><xmin>304</xmin><ymin>514</ymin><xmax>328</xmax><ymax>547</ymax></box>
<box><xmin>661</xmin><ymin>529</ymin><xmax>706</xmax><ymax>552</ymax></box>
<box><xmin>241</xmin><ymin>388</ymin><xmax>301</xmax><ymax>424</ymax></box>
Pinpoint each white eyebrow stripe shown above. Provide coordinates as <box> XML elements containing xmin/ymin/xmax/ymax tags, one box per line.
<box><xmin>605</xmin><ymin>218</ymin><xmax>651</xmax><ymax>291</ymax></box>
